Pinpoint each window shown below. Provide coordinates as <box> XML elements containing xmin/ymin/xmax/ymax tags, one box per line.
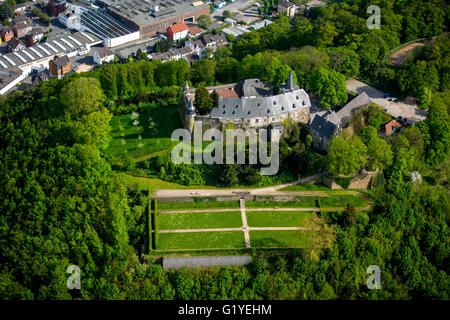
<box><xmin>302</xmin><ymin>100</ymin><xmax>306</xmax><ymax>106</ymax></box>
<box><xmin>273</xmin><ymin>101</ymin><xmax>276</xmax><ymax>105</ymax></box>
<box><xmin>256</xmin><ymin>119</ymin><xmax>259</xmax><ymax>123</ymax></box>
<box><xmin>293</xmin><ymin>104</ymin><xmax>296</xmax><ymax>109</ymax></box>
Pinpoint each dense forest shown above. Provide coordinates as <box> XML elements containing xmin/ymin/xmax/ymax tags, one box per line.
<box><xmin>0</xmin><ymin>0</ymin><xmax>449</xmax><ymax>299</ymax></box>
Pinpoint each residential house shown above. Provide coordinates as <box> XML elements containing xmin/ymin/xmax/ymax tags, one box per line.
<box><xmin>1</xmin><ymin>27</ymin><xmax>14</xmax><ymax>42</ymax></box>
<box><xmin>7</xmin><ymin>38</ymin><xmax>26</xmax><ymax>52</ymax></box>
<box><xmin>13</xmin><ymin>3</ymin><xmax>27</xmax><ymax>14</ymax></box>
<box><xmin>326</xmin><ymin>92</ymin><xmax>371</xmax><ymax>128</ymax></box>
<box><xmin>185</xmin><ymin>39</ymin><xmax>205</xmax><ymax>57</ymax></box>
<box><xmin>49</xmin><ymin>55</ymin><xmax>71</xmax><ymax>79</ymax></box>
<box><xmin>277</xmin><ymin>0</ymin><xmax>297</xmax><ymax>17</ymax></box>
<box><xmin>93</xmin><ymin>47</ymin><xmax>115</xmax><ymax>65</ymax></box>
<box><xmin>309</xmin><ymin>114</ymin><xmax>339</xmax><ymax>152</ymax></box>
<box><xmin>380</xmin><ymin>119</ymin><xmax>402</xmax><ymax>136</ymax></box>
<box><xmin>31</xmin><ymin>70</ymin><xmax>51</xmax><ymax>87</ymax></box>
<box><xmin>13</xmin><ymin>22</ymin><xmax>32</xmax><ymax>38</ymax></box>
<box><xmin>188</xmin><ymin>25</ymin><xmax>203</xmax><ymax>37</ymax></box>
<box><xmin>214</xmin><ymin>1</ymin><xmax>226</xmax><ymax>9</ymax></box>
<box><xmin>26</xmin><ymin>28</ymin><xmax>44</xmax><ymax>46</ymax></box>
<box><xmin>15</xmin><ymin>15</ymin><xmax>29</xmax><ymax>25</ymax></box>
<box><xmin>167</xmin><ymin>22</ymin><xmax>189</xmax><ymax>41</ymax></box>
<box><xmin>201</xmin><ymin>34</ymin><xmax>227</xmax><ymax>48</ymax></box>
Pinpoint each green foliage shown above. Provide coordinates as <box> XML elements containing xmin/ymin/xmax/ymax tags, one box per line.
<box><xmin>197</xmin><ymin>14</ymin><xmax>212</xmax><ymax>29</ymax></box>
<box><xmin>326</xmin><ymin>136</ymin><xmax>367</xmax><ymax>175</ymax></box>
<box><xmin>311</xmin><ymin>68</ymin><xmax>347</xmax><ymax>109</ymax></box>
<box><xmin>194</xmin><ymin>86</ymin><xmax>214</xmax><ymax>115</ymax></box>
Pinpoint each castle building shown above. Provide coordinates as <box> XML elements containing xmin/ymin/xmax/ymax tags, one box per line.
<box><xmin>181</xmin><ymin>72</ymin><xmax>311</xmax><ymax>133</ymax></box>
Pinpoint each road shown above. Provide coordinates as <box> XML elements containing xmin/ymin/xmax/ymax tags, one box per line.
<box><xmin>346</xmin><ymin>79</ymin><xmax>428</xmax><ymax>124</ymax></box>
<box><xmin>211</xmin><ymin>0</ymin><xmax>256</xmax><ymax>20</ymax></box>
<box><xmin>153</xmin><ymin>173</ymin><xmax>326</xmax><ymax>198</ymax></box>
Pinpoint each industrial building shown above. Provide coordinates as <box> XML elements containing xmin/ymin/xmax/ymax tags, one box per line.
<box><xmin>0</xmin><ymin>31</ymin><xmax>101</xmax><ymax>95</ymax></box>
<box><xmin>59</xmin><ymin>5</ymin><xmax>140</xmax><ymax>47</ymax></box>
<box><xmin>95</xmin><ymin>0</ymin><xmax>211</xmax><ymax>38</ymax></box>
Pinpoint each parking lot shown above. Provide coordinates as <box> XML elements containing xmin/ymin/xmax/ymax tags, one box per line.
<box><xmin>346</xmin><ymin>79</ymin><xmax>428</xmax><ymax>124</ymax></box>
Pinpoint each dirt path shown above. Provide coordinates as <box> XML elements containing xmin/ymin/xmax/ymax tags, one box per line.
<box><xmin>390</xmin><ymin>42</ymin><xmax>425</xmax><ymax>66</ymax></box>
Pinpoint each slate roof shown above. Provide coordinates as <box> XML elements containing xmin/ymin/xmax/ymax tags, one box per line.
<box><xmin>278</xmin><ymin>0</ymin><xmax>296</xmax><ymax>8</ymax></box>
<box><xmin>310</xmin><ymin>114</ymin><xmax>338</xmax><ymax>139</ymax></box>
<box><xmin>211</xmin><ymin>87</ymin><xmax>310</xmax><ymax>119</ymax></box>
<box><xmin>326</xmin><ymin>91</ymin><xmax>371</xmax><ymax>126</ymax></box>
<box><xmin>95</xmin><ymin>47</ymin><xmax>114</xmax><ymax>58</ymax></box>
<box><xmin>52</xmin><ymin>55</ymin><xmax>70</xmax><ymax>67</ymax></box>
<box><xmin>240</xmin><ymin>79</ymin><xmax>273</xmax><ymax>97</ymax></box>
<box><xmin>8</xmin><ymin>38</ymin><xmax>24</xmax><ymax>49</ymax></box>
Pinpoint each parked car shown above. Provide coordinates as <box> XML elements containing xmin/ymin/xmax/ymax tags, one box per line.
<box><xmin>384</xmin><ymin>93</ymin><xmax>391</xmax><ymax>98</ymax></box>
<box><xmin>391</xmin><ymin>97</ymin><xmax>399</xmax><ymax>102</ymax></box>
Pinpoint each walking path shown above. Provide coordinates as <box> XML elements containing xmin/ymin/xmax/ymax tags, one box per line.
<box><xmin>154</xmin><ymin>173</ymin><xmax>326</xmax><ymax>198</ymax></box>
<box><xmin>159</xmin><ymin>205</ymin><xmax>372</xmax><ymax>214</ymax></box>
<box><xmin>240</xmin><ymin>199</ymin><xmax>251</xmax><ymax>248</ymax></box>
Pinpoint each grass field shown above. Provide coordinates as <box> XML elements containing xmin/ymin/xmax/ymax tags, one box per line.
<box><xmin>159</xmin><ymin>201</ymin><xmax>240</xmax><ymax>210</ymax></box>
<box><xmin>250</xmin><ymin>230</ymin><xmax>310</xmax><ymax>248</ymax></box>
<box><xmin>246</xmin><ymin>211</ymin><xmax>314</xmax><ymax>227</ymax></box>
<box><xmin>104</xmin><ymin>103</ymin><xmax>182</xmax><ymax>159</ymax></box>
<box><xmin>158</xmin><ymin>231</ymin><xmax>246</xmax><ymax>250</ymax></box>
<box><xmin>247</xmin><ymin>195</ymin><xmax>367</xmax><ymax>208</ymax></box>
<box><xmin>159</xmin><ymin>211</ymin><xmax>242</xmax><ymax>230</ymax></box>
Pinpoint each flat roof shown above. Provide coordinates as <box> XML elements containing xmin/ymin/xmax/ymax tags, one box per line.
<box><xmin>98</xmin><ymin>0</ymin><xmax>210</xmax><ymax>26</ymax></box>
<box><xmin>0</xmin><ymin>31</ymin><xmax>101</xmax><ymax>72</ymax></box>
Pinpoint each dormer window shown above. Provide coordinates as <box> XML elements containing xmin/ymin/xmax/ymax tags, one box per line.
<box><xmin>273</xmin><ymin>101</ymin><xmax>276</xmax><ymax>105</ymax></box>
<box><xmin>235</xmin><ymin>105</ymin><xmax>239</xmax><ymax>108</ymax></box>
<box><xmin>223</xmin><ymin>104</ymin><xmax>226</xmax><ymax>108</ymax></box>
<box><xmin>281</xmin><ymin>107</ymin><xmax>285</xmax><ymax>111</ymax></box>
<box><xmin>302</xmin><ymin>101</ymin><xmax>306</xmax><ymax>105</ymax></box>
<box><xmin>296</xmin><ymin>96</ymin><xmax>299</xmax><ymax>100</ymax></box>
<box><xmin>223</xmin><ymin>111</ymin><xmax>226</xmax><ymax>114</ymax></box>
<box><xmin>267</xmin><ymin>109</ymin><xmax>270</xmax><ymax>113</ymax></box>
<box><xmin>257</xmin><ymin>103</ymin><xmax>260</xmax><ymax>107</ymax></box>
<box><xmin>232</xmin><ymin>111</ymin><xmax>236</xmax><ymax>114</ymax></box>
<box><xmin>293</xmin><ymin>104</ymin><xmax>296</xmax><ymax>109</ymax></box>
<box><xmin>248</xmin><ymin>111</ymin><xmax>251</xmax><ymax>115</ymax></box>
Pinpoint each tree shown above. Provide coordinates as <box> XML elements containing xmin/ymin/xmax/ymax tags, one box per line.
<box><xmin>327</xmin><ymin>46</ymin><xmax>360</xmax><ymax>78</ymax></box>
<box><xmin>311</xmin><ymin>68</ymin><xmax>347</xmax><ymax>109</ymax></box>
<box><xmin>194</xmin><ymin>86</ymin><xmax>213</xmax><ymax>115</ymax></box>
<box><xmin>222</xmin><ymin>10</ymin><xmax>232</xmax><ymax>20</ymax></box>
<box><xmin>340</xmin><ymin>203</ymin><xmax>357</xmax><ymax>228</ymax></box>
<box><xmin>358</xmin><ymin>126</ymin><xmax>378</xmax><ymax>145</ymax></box>
<box><xmin>367</xmin><ymin>136</ymin><xmax>393</xmax><ymax>170</ymax></box>
<box><xmin>219</xmin><ymin>165</ymin><xmax>238</xmax><ymax>186</ymax></box>
<box><xmin>304</xmin><ymin>215</ymin><xmax>336</xmax><ymax>261</ymax></box>
<box><xmin>60</xmin><ymin>77</ymin><xmax>105</xmax><ymax>118</ymax></box>
<box><xmin>190</xmin><ymin>59</ymin><xmax>216</xmax><ymax>86</ymax></box>
<box><xmin>197</xmin><ymin>14</ymin><xmax>212</xmax><ymax>29</ymax></box>
<box><xmin>0</xmin><ymin>3</ymin><xmax>13</xmax><ymax>21</ymax></box>
<box><xmin>327</xmin><ymin>136</ymin><xmax>367</xmax><ymax>175</ymax></box>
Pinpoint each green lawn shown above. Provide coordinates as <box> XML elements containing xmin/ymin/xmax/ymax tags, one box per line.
<box><xmin>159</xmin><ymin>201</ymin><xmax>240</xmax><ymax>210</ymax></box>
<box><xmin>246</xmin><ymin>211</ymin><xmax>315</xmax><ymax>228</ymax></box>
<box><xmin>247</xmin><ymin>195</ymin><xmax>367</xmax><ymax>208</ymax></box>
<box><xmin>280</xmin><ymin>182</ymin><xmax>330</xmax><ymax>192</ymax></box>
<box><xmin>250</xmin><ymin>230</ymin><xmax>310</xmax><ymax>248</ymax></box>
<box><xmin>158</xmin><ymin>231</ymin><xmax>246</xmax><ymax>250</ymax></box>
<box><xmin>159</xmin><ymin>211</ymin><xmax>242</xmax><ymax>230</ymax></box>
<box><xmin>104</xmin><ymin>103</ymin><xmax>182</xmax><ymax>159</ymax></box>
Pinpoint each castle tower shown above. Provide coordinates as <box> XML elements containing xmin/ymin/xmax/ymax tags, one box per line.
<box><xmin>186</xmin><ymin>98</ymin><xmax>195</xmax><ymax>133</ymax></box>
<box><xmin>286</xmin><ymin>70</ymin><xmax>295</xmax><ymax>91</ymax></box>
